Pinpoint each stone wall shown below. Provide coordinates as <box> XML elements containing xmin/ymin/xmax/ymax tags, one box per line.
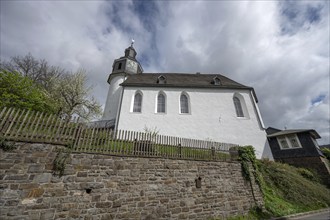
<box><xmin>0</xmin><ymin>142</ymin><xmax>263</xmax><ymax>220</ymax></box>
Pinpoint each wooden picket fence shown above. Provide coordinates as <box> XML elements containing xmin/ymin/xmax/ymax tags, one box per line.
<box><xmin>0</xmin><ymin>107</ymin><xmax>80</xmax><ymax>145</ymax></box>
<box><xmin>0</xmin><ymin>107</ymin><xmax>238</xmax><ymax>161</ymax></box>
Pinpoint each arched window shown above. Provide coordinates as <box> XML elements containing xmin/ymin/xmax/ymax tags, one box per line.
<box><xmin>233</xmin><ymin>97</ymin><xmax>244</xmax><ymax>117</ymax></box>
<box><xmin>133</xmin><ymin>92</ymin><xmax>142</xmax><ymax>112</ymax></box>
<box><xmin>180</xmin><ymin>93</ymin><xmax>189</xmax><ymax>114</ymax></box>
<box><xmin>157</xmin><ymin>93</ymin><xmax>166</xmax><ymax>113</ymax></box>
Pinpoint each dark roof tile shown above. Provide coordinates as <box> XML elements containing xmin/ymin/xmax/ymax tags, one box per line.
<box><xmin>121</xmin><ymin>73</ymin><xmax>251</xmax><ymax>89</ymax></box>
<box><xmin>267</xmin><ymin>129</ymin><xmax>321</xmax><ymax>139</ymax></box>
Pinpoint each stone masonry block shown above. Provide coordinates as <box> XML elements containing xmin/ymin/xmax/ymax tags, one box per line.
<box><xmin>80</xmin><ymin>182</ymin><xmax>105</xmax><ymax>189</ymax></box>
<box><xmin>19</xmin><ymin>183</ymin><xmax>39</xmax><ymax>189</ymax></box>
<box><xmin>5</xmin><ymin>174</ymin><xmax>29</xmax><ymax>181</ymax></box>
<box><xmin>33</xmin><ymin>173</ymin><xmax>52</xmax><ymax>183</ymax></box>
<box><xmin>40</xmin><ymin>210</ymin><xmax>55</xmax><ymax>220</ymax></box>
<box><xmin>77</xmin><ymin>171</ymin><xmax>88</xmax><ymax>177</ymax></box>
<box><xmin>28</xmin><ymin>164</ymin><xmax>44</xmax><ymax>173</ymax></box>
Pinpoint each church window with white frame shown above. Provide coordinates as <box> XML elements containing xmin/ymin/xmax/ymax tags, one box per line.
<box><xmin>233</xmin><ymin>96</ymin><xmax>244</xmax><ymax>117</ymax></box>
<box><xmin>180</xmin><ymin>93</ymin><xmax>190</xmax><ymax>114</ymax></box>
<box><xmin>157</xmin><ymin>92</ymin><xmax>166</xmax><ymax>113</ymax></box>
<box><xmin>132</xmin><ymin>92</ymin><xmax>142</xmax><ymax>113</ymax></box>
<box><xmin>277</xmin><ymin>134</ymin><xmax>302</xmax><ymax>150</ymax></box>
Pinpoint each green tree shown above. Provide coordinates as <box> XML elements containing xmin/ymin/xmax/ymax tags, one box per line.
<box><xmin>1</xmin><ymin>54</ymin><xmax>102</xmax><ymax>120</ymax></box>
<box><xmin>0</xmin><ymin>70</ymin><xmax>59</xmax><ymax>113</ymax></box>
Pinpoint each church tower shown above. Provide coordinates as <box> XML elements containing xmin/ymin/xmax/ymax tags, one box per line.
<box><xmin>102</xmin><ymin>42</ymin><xmax>143</xmax><ymax>127</ymax></box>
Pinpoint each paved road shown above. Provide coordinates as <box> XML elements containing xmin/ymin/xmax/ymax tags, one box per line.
<box><xmin>288</xmin><ymin>210</ymin><xmax>330</xmax><ymax>220</ymax></box>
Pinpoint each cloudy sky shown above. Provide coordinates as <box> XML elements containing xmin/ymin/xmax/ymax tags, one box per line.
<box><xmin>1</xmin><ymin>1</ymin><xmax>329</xmax><ymax>144</ymax></box>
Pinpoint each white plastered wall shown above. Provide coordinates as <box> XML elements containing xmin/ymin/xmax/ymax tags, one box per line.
<box><xmin>102</xmin><ymin>75</ymin><xmax>126</xmax><ymax>121</ymax></box>
<box><xmin>117</xmin><ymin>87</ymin><xmax>271</xmax><ymax>159</ymax></box>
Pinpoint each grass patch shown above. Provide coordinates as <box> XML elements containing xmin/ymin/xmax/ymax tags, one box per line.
<box><xmin>258</xmin><ymin>159</ymin><xmax>330</xmax><ymax>217</ymax></box>
<box><xmin>75</xmin><ymin>139</ymin><xmax>231</xmax><ymax>160</ymax></box>
<box><xmin>156</xmin><ymin>144</ymin><xmax>230</xmax><ymax>160</ymax></box>
<box><xmin>221</xmin><ymin>146</ymin><xmax>330</xmax><ymax>219</ymax></box>
<box><xmin>210</xmin><ymin>206</ymin><xmax>271</xmax><ymax>220</ymax></box>
<box><xmin>226</xmin><ymin>207</ymin><xmax>271</xmax><ymax>220</ymax></box>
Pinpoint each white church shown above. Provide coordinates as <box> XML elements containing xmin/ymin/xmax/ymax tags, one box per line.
<box><xmin>102</xmin><ymin>44</ymin><xmax>272</xmax><ymax>159</ymax></box>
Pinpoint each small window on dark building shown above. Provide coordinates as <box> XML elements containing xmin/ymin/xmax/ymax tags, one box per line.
<box><xmin>287</xmin><ymin>135</ymin><xmax>300</xmax><ymax>148</ymax></box>
<box><xmin>277</xmin><ymin>134</ymin><xmax>302</xmax><ymax>149</ymax></box>
<box><xmin>118</xmin><ymin>63</ymin><xmax>122</xmax><ymax>70</ymax></box>
<box><xmin>277</xmin><ymin>136</ymin><xmax>290</xmax><ymax>149</ymax></box>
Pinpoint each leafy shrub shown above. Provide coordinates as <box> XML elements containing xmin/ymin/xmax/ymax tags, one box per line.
<box><xmin>52</xmin><ymin>143</ymin><xmax>73</xmax><ymax>177</ymax></box>
<box><xmin>237</xmin><ymin>146</ymin><xmax>257</xmax><ymax>181</ymax></box>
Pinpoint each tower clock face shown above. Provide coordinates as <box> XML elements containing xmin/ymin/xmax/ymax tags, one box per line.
<box><xmin>126</xmin><ymin>60</ymin><xmax>138</xmax><ymax>72</ymax></box>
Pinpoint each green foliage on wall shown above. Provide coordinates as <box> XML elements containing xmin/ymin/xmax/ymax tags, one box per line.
<box><xmin>237</xmin><ymin>146</ymin><xmax>257</xmax><ymax>181</ymax></box>
<box><xmin>0</xmin><ymin>137</ymin><xmax>16</xmax><ymax>151</ymax></box>
<box><xmin>52</xmin><ymin>143</ymin><xmax>73</xmax><ymax>177</ymax></box>
<box><xmin>237</xmin><ymin>146</ymin><xmax>264</xmax><ymax>190</ymax></box>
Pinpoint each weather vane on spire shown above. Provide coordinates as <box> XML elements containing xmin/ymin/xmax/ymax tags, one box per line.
<box><xmin>131</xmin><ymin>39</ymin><xmax>135</xmax><ymax>47</ymax></box>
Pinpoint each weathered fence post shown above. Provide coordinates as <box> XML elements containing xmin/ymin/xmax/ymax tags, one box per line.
<box><xmin>179</xmin><ymin>143</ymin><xmax>182</xmax><ymax>158</ymax></box>
<box><xmin>211</xmin><ymin>146</ymin><xmax>215</xmax><ymax>160</ymax></box>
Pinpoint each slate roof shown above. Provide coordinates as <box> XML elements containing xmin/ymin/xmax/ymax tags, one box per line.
<box><xmin>266</xmin><ymin>127</ymin><xmax>282</xmax><ymax>135</ymax></box>
<box><xmin>267</xmin><ymin>129</ymin><xmax>321</xmax><ymax>139</ymax></box>
<box><xmin>120</xmin><ymin>73</ymin><xmax>258</xmax><ymax>101</ymax></box>
<box><xmin>121</xmin><ymin>73</ymin><xmax>248</xmax><ymax>88</ymax></box>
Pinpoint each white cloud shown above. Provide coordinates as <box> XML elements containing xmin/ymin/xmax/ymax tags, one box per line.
<box><xmin>1</xmin><ymin>1</ymin><xmax>329</xmax><ymax>144</ymax></box>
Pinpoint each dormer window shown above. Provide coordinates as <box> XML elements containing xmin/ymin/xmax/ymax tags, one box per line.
<box><xmin>157</xmin><ymin>75</ymin><xmax>166</xmax><ymax>84</ymax></box>
<box><xmin>118</xmin><ymin>63</ymin><xmax>122</xmax><ymax>70</ymax></box>
<box><xmin>213</xmin><ymin>77</ymin><xmax>221</xmax><ymax>85</ymax></box>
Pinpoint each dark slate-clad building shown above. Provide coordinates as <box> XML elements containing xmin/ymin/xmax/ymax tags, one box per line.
<box><xmin>266</xmin><ymin>127</ymin><xmax>330</xmax><ymax>186</ymax></box>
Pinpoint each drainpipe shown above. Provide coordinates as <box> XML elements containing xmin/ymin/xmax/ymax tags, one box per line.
<box><xmin>250</xmin><ymin>90</ymin><xmax>265</xmax><ymax>129</ymax></box>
